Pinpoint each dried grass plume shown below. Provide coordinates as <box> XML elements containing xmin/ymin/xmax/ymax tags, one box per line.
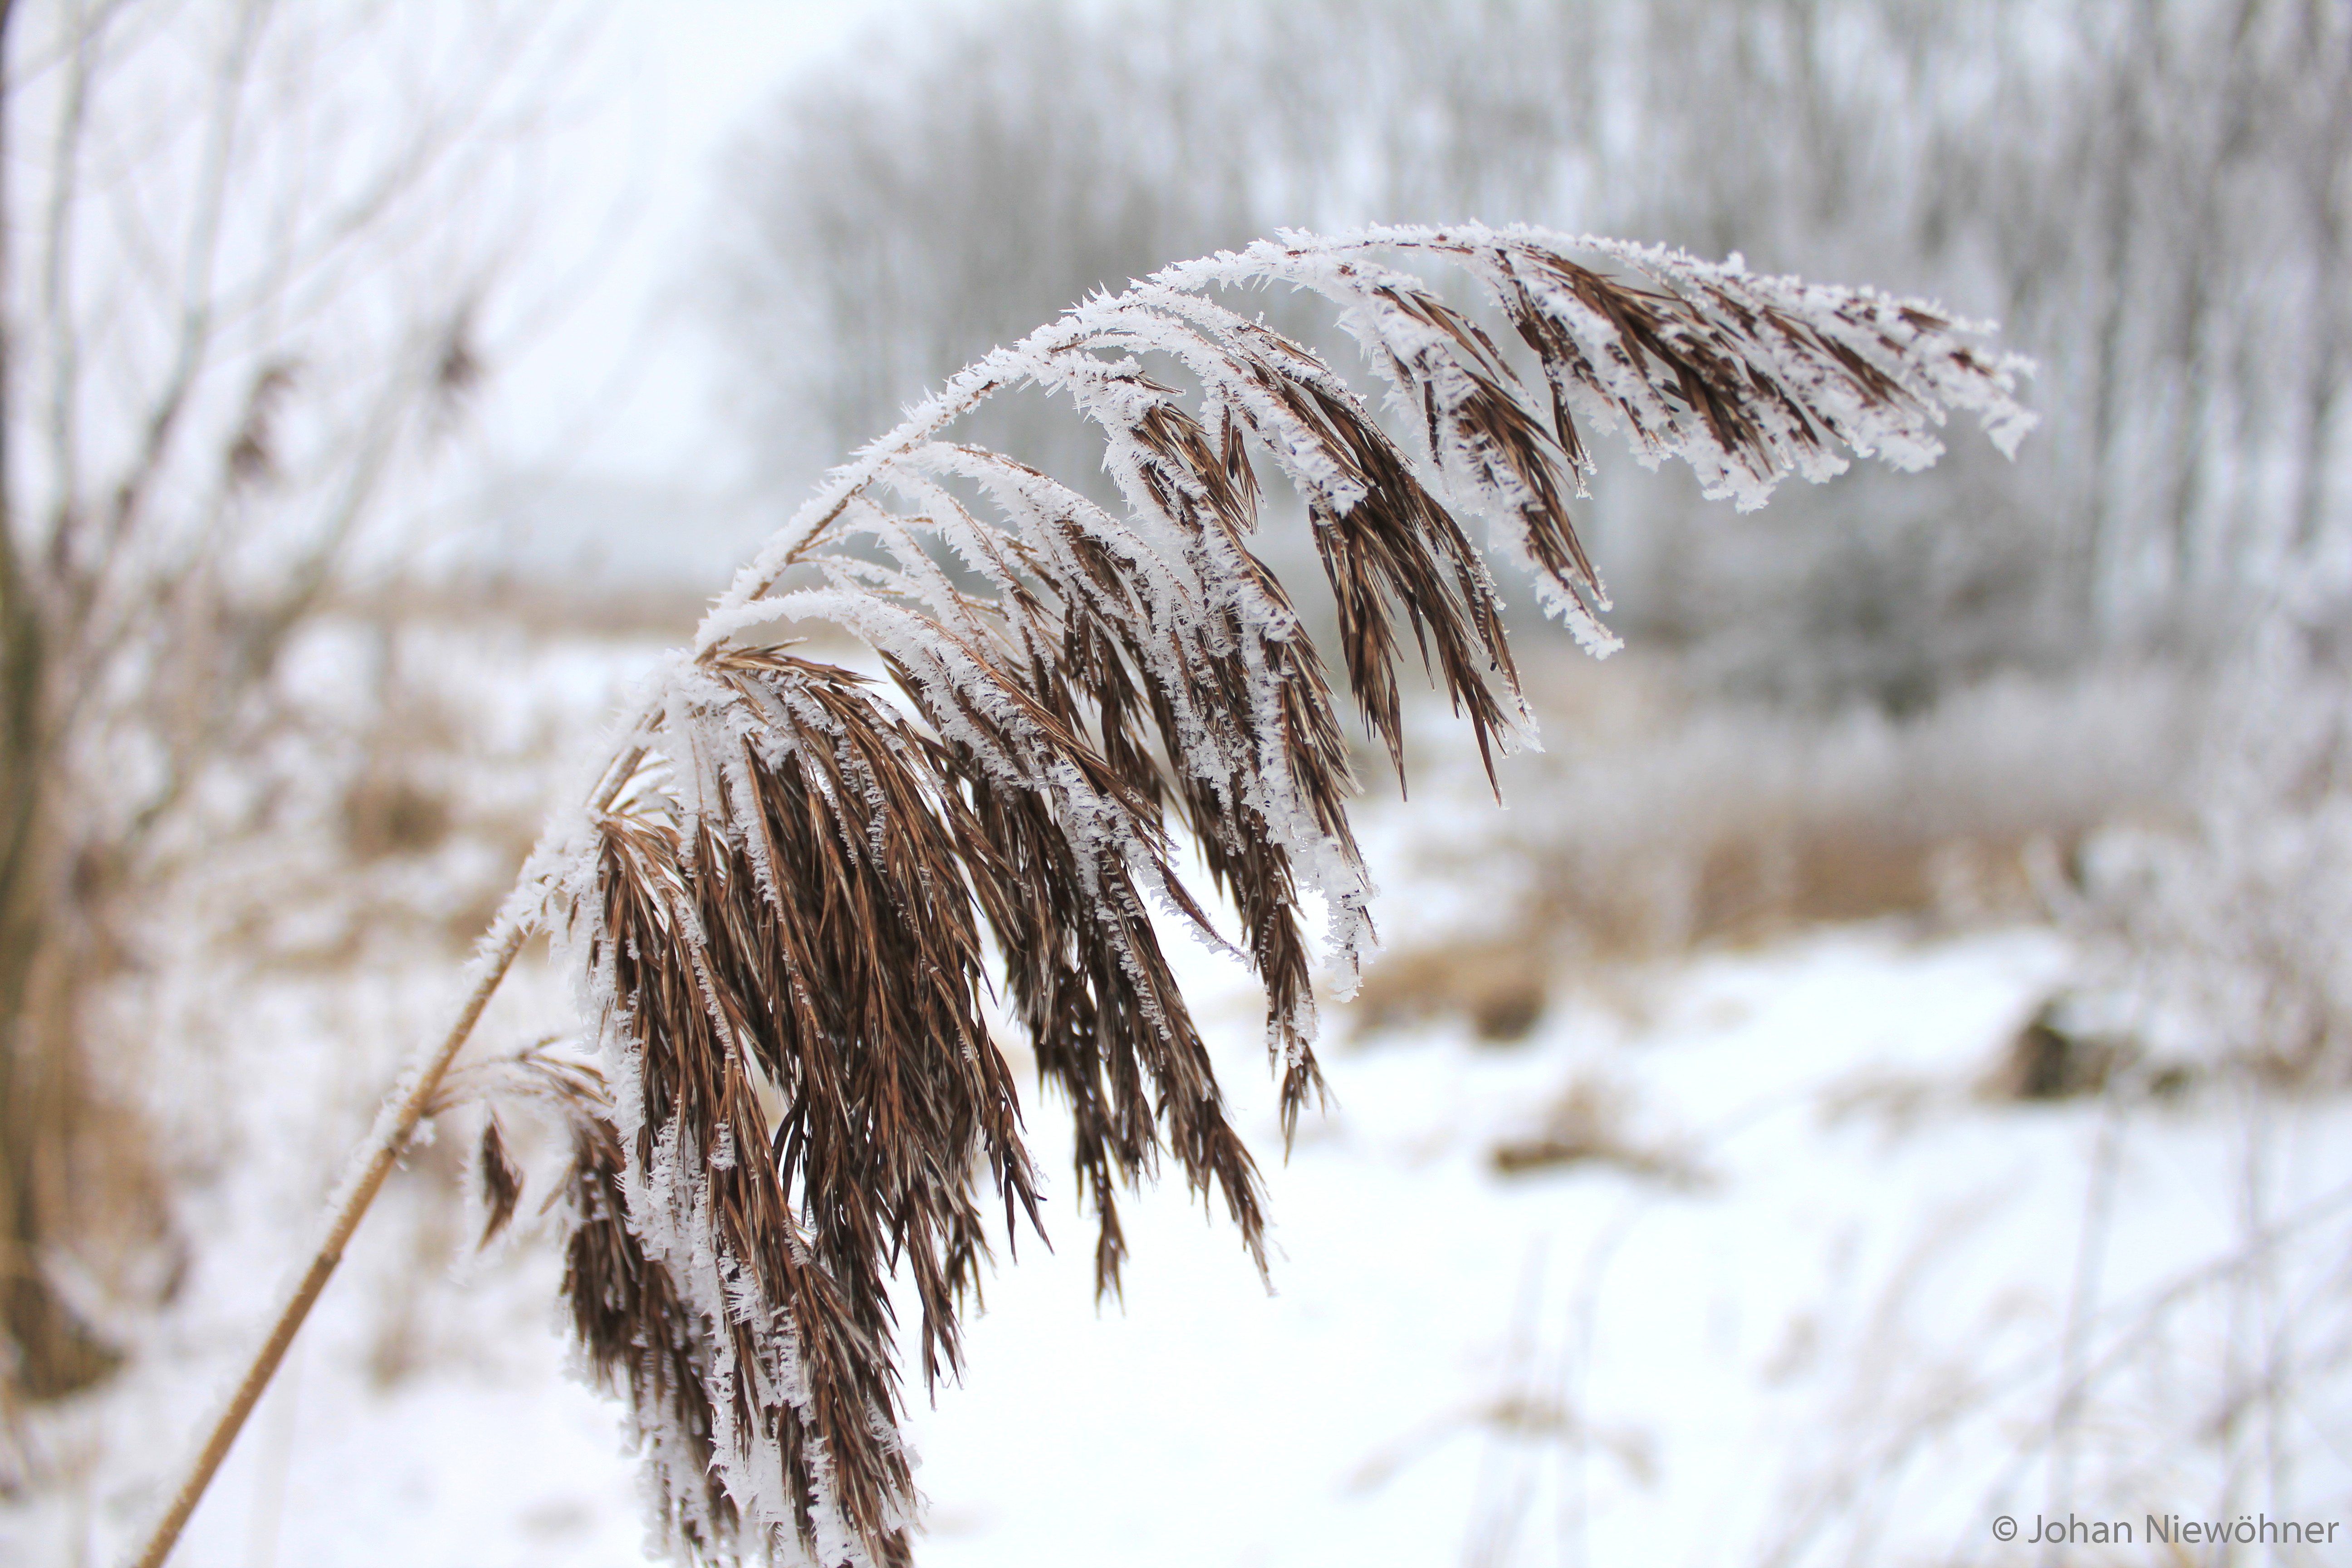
<box><xmin>529</xmin><ymin>225</ymin><xmax>2030</xmax><ymax>1565</ymax></box>
<box><xmin>135</xmin><ymin>224</ymin><xmax>2033</xmax><ymax>1568</ymax></box>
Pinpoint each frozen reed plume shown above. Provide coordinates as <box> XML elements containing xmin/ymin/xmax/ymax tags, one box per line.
<box><xmin>133</xmin><ymin>225</ymin><xmax>2031</xmax><ymax>1568</ymax></box>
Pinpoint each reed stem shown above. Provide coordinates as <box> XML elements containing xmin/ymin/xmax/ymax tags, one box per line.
<box><xmin>124</xmin><ymin>919</ymin><xmax>528</xmax><ymax>1568</ymax></box>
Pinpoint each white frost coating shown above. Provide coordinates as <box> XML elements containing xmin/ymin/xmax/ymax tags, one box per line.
<box><xmin>1150</xmin><ymin>226</ymin><xmax>2032</xmax><ymax>512</ymax></box>
<box><xmin>557</xmin><ymin>809</ymin><xmax>877</xmax><ymax>1568</ymax></box>
<box><xmin>510</xmin><ymin>222</ymin><xmax>2034</xmax><ymax>1563</ymax></box>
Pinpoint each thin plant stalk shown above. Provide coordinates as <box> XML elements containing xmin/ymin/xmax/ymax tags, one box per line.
<box><xmin>124</xmin><ymin>923</ymin><xmax>527</xmax><ymax>1568</ymax></box>
<box><xmin>122</xmin><ymin>503</ymin><xmax>853</xmax><ymax>1563</ymax></box>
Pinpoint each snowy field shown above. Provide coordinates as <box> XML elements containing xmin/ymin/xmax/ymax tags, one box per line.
<box><xmin>6</xmin><ymin>618</ymin><xmax>2343</xmax><ymax>1568</ymax></box>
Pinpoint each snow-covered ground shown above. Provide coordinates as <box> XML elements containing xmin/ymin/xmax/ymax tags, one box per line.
<box><xmin>6</xmin><ymin>627</ymin><xmax>2347</xmax><ymax>1568</ymax></box>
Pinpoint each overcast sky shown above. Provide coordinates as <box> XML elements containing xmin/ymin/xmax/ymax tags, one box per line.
<box><xmin>450</xmin><ymin>0</ymin><xmax>934</xmax><ymax>582</ymax></box>
<box><xmin>485</xmin><ymin>1</ymin><xmax>864</xmax><ymax>475</ymax></box>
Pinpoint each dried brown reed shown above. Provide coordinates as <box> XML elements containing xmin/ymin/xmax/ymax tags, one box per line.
<box><xmin>1490</xmin><ymin>1072</ymin><xmax>1706</xmax><ymax>1184</ymax></box>
<box><xmin>136</xmin><ymin>225</ymin><xmax>2031</xmax><ymax>1568</ymax></box>
<box><xmin>1347</xmin><ymin>662</ymin><xmax>2192</xmax><ymax>1046</ymax></box>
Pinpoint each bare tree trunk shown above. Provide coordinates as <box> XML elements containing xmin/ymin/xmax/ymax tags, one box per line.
<box><xmin>2288</xmin><ymin>3</ymin><xmax>2349</xmax><ymax>559</ymax></box>
<box><xmin>2079</xmin><ymin>3</ymin><xmax>2152</xmax><ymax>633</ymax></box>
<box><xmin>0</xmin><ymin>0</ymin><xmax>590</xmax><ymax>1417</ymax></box>
<box><xmin>0</xmin><ymin>0</ymin><xmax>125</xmax><ymax>1408</ymax></box>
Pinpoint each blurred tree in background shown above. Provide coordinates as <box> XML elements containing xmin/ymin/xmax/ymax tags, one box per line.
<box><xmin>719</xmin><ymin>0</ymin><xmax>2351</xmax><ymax>711</ymax></box>
<box><xmin>0</xmin><ymin>0</ymin><xmax>585</xmax><ymax>1409</ymax></box>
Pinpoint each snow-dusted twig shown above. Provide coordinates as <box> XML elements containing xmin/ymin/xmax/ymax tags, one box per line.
<box><xmin>131</xmin><ymin>225</ymin><xmax>2030</xmax><ymax>1568</ymax></box>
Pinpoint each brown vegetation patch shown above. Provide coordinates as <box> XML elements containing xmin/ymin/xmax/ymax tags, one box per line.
<box><xmin>1348</xmin><ymin>938</ymin><xmax>1551</xmax><ymax>1043</ymax></box>
<box><xmin>1975</xmin><ymin>994</ymin><xmax>2171</xmax><ymax>1102</ymax></box>
<box><xmin>1490</xmin><ymin>1075</ymin><xmax>1705</xmax><ymax>1185</ymax></box>
<box><xmin>1348</xmin><ymin>660</ymin><xmax>2195</xmax><ymax>1051</ymax></box>
<box><xmin>341</xmin><ymin>775</ymin><xmax>456</xmax><ymax>862</ymax></box>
